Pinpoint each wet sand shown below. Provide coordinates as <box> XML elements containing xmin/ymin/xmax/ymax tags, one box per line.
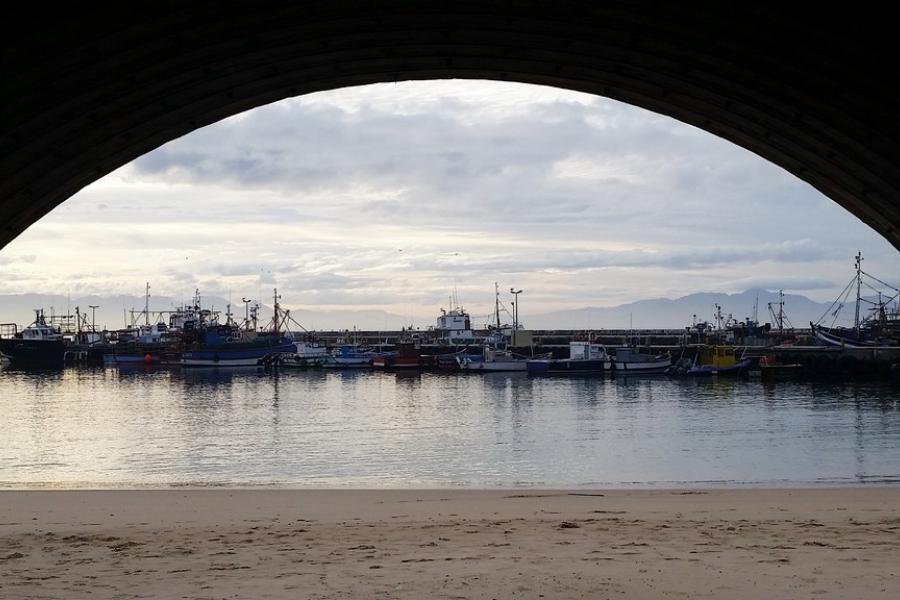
<box><xmin>1</xmin><ymin>488</ymin><xmax>899</xmax><ymax>598</ymax></box>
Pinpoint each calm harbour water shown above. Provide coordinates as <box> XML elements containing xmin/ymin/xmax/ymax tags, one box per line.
<box><xmin>1</xmin><ymin>366</ymin><xmax>899</xmax><ymax>488</ymax></box>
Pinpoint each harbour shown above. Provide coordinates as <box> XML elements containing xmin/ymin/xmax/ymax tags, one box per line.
<box><xmin>3</xmin><ymin>259</ymin><xmax>900</xmax><ymax>381</ymax></box>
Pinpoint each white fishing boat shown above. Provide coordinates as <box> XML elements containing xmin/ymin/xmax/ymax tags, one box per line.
<box><xmin>279</xmin><ymin>340</ymin><xmax>330</xmax><ymax>367</ymax></box>
<box><xmin>436</xmin><ymin>289</ymin><xmax>476</xmax><ymax>344</ymax></box>
<box><xmin>610</xmin><ymin>347</ymin><xmax>671</xmax><ymax>374</ymax></box>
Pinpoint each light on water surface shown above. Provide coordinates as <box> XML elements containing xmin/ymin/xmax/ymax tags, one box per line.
<box><xmin>1</xmin><ymin>368</ymin><xmax>899</xmax><ymax>488</ymax></box>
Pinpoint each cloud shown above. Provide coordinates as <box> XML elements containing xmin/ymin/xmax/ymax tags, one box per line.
<box><xmin>0</xmin><ymin>254</ymin><xmax>36</xmax><ymax>266</ymax></box>
<box><xmin>3</xmin><ymin>80</ymin><xmax>898</xmax><ymax>320</ymax></box>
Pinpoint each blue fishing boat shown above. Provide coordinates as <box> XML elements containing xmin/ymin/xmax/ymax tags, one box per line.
<box><xmin>321</xmin><ymin>344</ymin><xmax>394</xmax><ymax>368</ymax></box>
<box><xmin>181</xmin><ymin>326</ymin><xmax>294</xmax><ymax>367</ymax></box>
<box><xmin>181</xmin><ymin>287</ymin><xmax>295</xmax><ymax>367</ymax></box>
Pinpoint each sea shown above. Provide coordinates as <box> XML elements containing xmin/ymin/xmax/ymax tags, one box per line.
<box><xmin>2</xmin><ymin>366</ymin><xmax>899</xmax><ymax>488</ymax></box>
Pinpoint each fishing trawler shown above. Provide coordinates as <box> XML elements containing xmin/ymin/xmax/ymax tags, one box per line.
<box><xmin>436</xmin><ymin>289</ymin><xmax>476</xmax><ymax>344</ymax></box>
<box><xmin>180</xmin><ymin>288</ymin><xmax>295</xmax><ymax>367</ymax></box>
<box><xmin>0</xmin><ymin>309</ymin><xmax>68</xmax><ymax>367</ymax></box>
<box><xmin>810</xmin><ymin>253</ymin><xmax>900</xmax><ymax>347</ymax></box>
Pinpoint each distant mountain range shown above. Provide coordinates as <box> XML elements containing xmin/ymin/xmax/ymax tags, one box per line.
<box><xmin>524</xmin><ymin>289</ymin><xmax>839</xmax><ymax>330</ymax></box>
<box><xmin>0</xmin><ymin>288</ymin><xmax>850</xmax><ymax>332</ymax></box>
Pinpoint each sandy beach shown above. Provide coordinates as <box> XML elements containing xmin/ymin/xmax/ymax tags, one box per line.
<box><xmin>1</xmin><ymin>488</ymin><xmax>898</xmax><ymax>598</ymax></box>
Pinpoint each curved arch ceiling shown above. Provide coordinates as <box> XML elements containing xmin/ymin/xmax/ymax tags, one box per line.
<box><xmin>2</xmin><ymin>1</ymin><xmax>899</xmax><ymax>249</ymax></box>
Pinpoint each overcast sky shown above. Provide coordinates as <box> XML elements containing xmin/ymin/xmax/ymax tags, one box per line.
<box><xmin>1</xmin><ymin>80</ymin><xmax>898</xmax><ymax>327</ymax></box>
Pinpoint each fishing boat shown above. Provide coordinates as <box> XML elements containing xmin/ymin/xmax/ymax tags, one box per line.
<box><xmin>610</xmin><ymin>347</ymin><xmax>672</xmax><ymax>374</ymax></box>
<box><xmin>0</xmin><ymin>309</ymin><xmax>68</xmax><ymax>367</ymax></box>
<box><xmin>526</xmin><ymin>341</ymin><xmax>611</xmax><ymax>375</ymax></box>
<box><xmin>458</xmin><ymin>336</ymin><xmax>537</xmax><ymax>371</ymax></box>
<box><xmin>181</xmin><ymin>288</ymin><xmax>295</xmax><ymax>367</ymax></box>
<box><xmin>758</xmin><ymin>354</ymin><xmax>803</xmax><ymax>380</ymax></box>
<box><xmin>435</xmin><ymin>348</ymin><xmax>482</xmax><ymax>371</ymax></box>
<box><xmin>320</xmin><ymin>344</ymin><xmax>391</xmax><ymax>368</ymax></box>
<box><xmin>180</xmin><ymin>325</ymin><xmax>294</xmax><ymax>367</ymax></box>
<box><xmin>279</xmin><ymin>339</ymin><xmax>330</xmax><ymax>368</ymax></box>
<box><xmin>372</xmin><ymin>340</ymin><xmax>435</xmax><ymax>370</ymax></box>
<box><xmin>436</xmin><ymin>290</ymin><xmax>476</xmax><ymax>345</ymax></box>
<box><xmin>103</xmin><ymin>322</ymin><xmax>175</xmax><ymax>365</ymax></box>
<box><xmin>685</xmin><ymin>346</ymin><xmax>752</xmax><ymax>376</ymax></box>
<box><xmin>810</xmin><ymin>252</ymin><xmax>900</xmax><ymax>347</ymax></box>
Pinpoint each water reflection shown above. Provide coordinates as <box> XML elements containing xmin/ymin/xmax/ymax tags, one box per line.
<box><xmin>1</xmin><ymin>367</ymin><xmax>899</xmax><ymax>488</ymax></box>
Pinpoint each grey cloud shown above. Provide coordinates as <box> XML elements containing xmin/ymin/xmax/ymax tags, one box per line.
<box><xmin>11</xmin><ymin>81</ymin><xmax>898</xmax><ymax>316</ymax></box>
<box><xmin>724</xmin><ymin>277</ymin><xmax>838</xmax><ymax>292</ymax></box>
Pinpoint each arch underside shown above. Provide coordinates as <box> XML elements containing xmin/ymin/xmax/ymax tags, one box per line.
<box><xmin>2</xmin><ymin>2</ymin><xmax>899</xmax><ymax>249</ymax></box>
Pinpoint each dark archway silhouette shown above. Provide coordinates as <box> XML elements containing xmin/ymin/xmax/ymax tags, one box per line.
<box><xmin>3</xmin><ymin>1</ymin><xmax>899</xmax><ymax>249</ymax></box>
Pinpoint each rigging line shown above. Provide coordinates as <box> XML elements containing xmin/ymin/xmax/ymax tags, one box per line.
<box><xmin>830</xmin><ymin>282</ymin><xmax>856</xmax><ymax>328</ymax></box>
<box><xmin>861</xmin><ymin>270</ymin><xmax>900</xmax><ymax>293</ymax></box>
<box><xmin>860</xmin><ymin>280</ymin><xmax>887</xmax><ymax>295</ymax></box>
<box><xmin>816</xmin><ymin>276</ymin><xmax>856</xmax><ymax>325</ymax></box>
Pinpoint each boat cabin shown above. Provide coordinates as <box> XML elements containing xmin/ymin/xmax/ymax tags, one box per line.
<box><xmin>21</xmin><ymin>310</ymin><xmax>61</xmax><ymax>341</ymax></box>
<box><xmin>568</xmin><ymin>342</ymin><xmax>609</xmax><ymax>361</ymax></box>
<box><xmin>697</xmin><ymin>346</ymin><xmax>738</xmax><ymax>368</ymax></box>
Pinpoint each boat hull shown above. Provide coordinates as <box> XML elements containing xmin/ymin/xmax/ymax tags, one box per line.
<box><xmin>181</xmin><ymin>342</ymin><xmax>295</xmax><ymax>367</ymax></box>
<box><xmin>372</xmin><ymin>354</ymin><xmax>437</xmax><ymax>370</ymax></box>
<box><xmin>686</xmin><ymin>358</ymin><xmax>753</xmax><ymax>376</ymax></box>
<box><xmin>0</xmin><ymin>338</ymin><xmax>67</xmax><ymax>367</ymax></box>
<box><xmin>321</xmin><ymin>356</ymin><xmax>376</xmax><ymax>368</ymax></box>
<box><xmin>279</xmin><ymin>355</ymin><xmax>328</xmax><ymax>368</ymax></box>
<box><xmin>104</xmin><ymin>353</ymin><xmax>162</xmax><ymax>365</ymax></box>
<box><xmin>526</xmin><ymin>358</ymin><xmax>610</xmax><ymax>374</ymax></box>
<box><xmin>612</xmin><ymin>359</ymin><xmax>671</xmax><ymax>375</ymax></box>
<box><xmin>811</xmin><ymin>324</ymin><xmax>881</xmax><ymax>348</ymax></box>
<box><xmin>459</xmin><ymin>358</ymin><xmax>528</xmax><ymax>372</ymax></box>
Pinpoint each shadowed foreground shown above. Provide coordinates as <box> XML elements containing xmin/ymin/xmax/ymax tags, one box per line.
<box><xmin>1</xmin><ymin>489</ymin><xmax>898</xmax><ymax>599</ymax></box>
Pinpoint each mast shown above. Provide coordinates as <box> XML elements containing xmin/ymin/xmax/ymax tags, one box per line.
<box><xmin>752</xmin><ymin>292</ymin><xmax>759</xmax><ymax>323</ymax></box>
<box><xmin>854</xmin><ymin>251</ymin><xmax>863</xmax><ymax>333</ymax></box>
<box><xmin>142</xmin><ymin>282</ymin><xmax>151</xmax><ymax>326</ymax></box>
<box><xmin>241</xmin><ymin>298</ymin><xmax>251</xmax><ymax>330</ymax></box>
<box><xmin>273</xmin><ymin>288</ymin><xmax>281</xmax><ymax>336</ymax></box>
<box><xmin>494</xmin><ymin>282</ymin><xmax>501</xmax><ymax>329</ymax></box>
<box><xmin>778</xmin><ymin>289</ymin><xmax>784</xmax><ymax>338</ymax></box>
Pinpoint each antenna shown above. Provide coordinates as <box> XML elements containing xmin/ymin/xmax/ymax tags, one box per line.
<box><xmin>854</xmin><ymin>251</ymin><xmax>863</xmax><ymax>332</ymax></box>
